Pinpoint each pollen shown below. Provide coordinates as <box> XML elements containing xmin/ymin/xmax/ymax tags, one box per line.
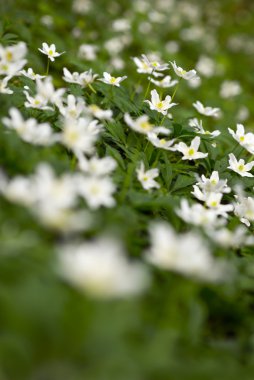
<box><xmin>188</xmin><ymin>148</ymin><xmax>195</xmax><ymax>156</ymax></box>
<box><xmin>238</xmin><ymin>164</ymin><xmax>245</xmax><ymax>171</ymax></box>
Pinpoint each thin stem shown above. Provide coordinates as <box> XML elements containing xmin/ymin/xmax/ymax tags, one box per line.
<box><xmin>45</xmin><ymin>58</ymin><xmax>50</xmax><ymax>76</ymax></box>
<box><xmin>171</xmin><ymin>77</ymin><xmax>182</xmax><ymax>102</ymax></box>
<box><xmin>88</xmin><ymin>83</ymin><xmax>97</xmax><ymax>94</ymax></box>
<box><xmin>144</xmin><ymin>70</ymin><xmax>154</xmax><ymax>100</ymax></box>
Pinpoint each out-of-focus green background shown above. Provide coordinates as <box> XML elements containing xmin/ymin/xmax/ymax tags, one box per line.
<box><xmin>1</xmin><ymin>0</ymin><xmax>254</xmax><ymax>379</ymax></box>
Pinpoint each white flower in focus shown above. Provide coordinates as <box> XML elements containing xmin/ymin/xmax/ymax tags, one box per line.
<box><xmin>146</xmin><ymin>222</ymin><xmax>227</xmax><ymax>282</ymax></box>
<box><xmin>144</xmin><ymin>89</ymin><xmax>177</xmax><ymax>115</ymax></box>
<box><xmin>58</xmin><ymin>237</ymin><xmax>150</xmax><ymax>298</ymax></box>
<box><xmin>228</xmin><ymin>124</ymin><xmax>254</xmax><ymax>154</ymax></box>
<box><xmin>38</xmin><ymin>42</ymin><xmax>64</xmax><ymax>61</ymax></box>
<box><xmin>228</xmin><ymin>153</ymin><xmax>254</xmax><ymax>177</ymax></box>
<box><xmin>170</xmin><ymin>61</ymin><xmax>199</xmax><ymax>80</ymax></box>
<box><xmin>149</xmin><ymin>75</ymin><xmax>178</xmax><ymax>88</ymax></box>
<box><xmin>99</xmin><ymin>72</ymin><xmax>127</xmax><ymax>87</ymax></box>
<box><xmin>136</xmin><ymin>161</ymin><xmax>160</xmax><ymax>190</ymax></box>
<box><xmin>76</xmin><ymin>175</ymin><xmax>116</xmax><ymax>209</ymax></box>
<box><xmin>175</xmin><ymin>136</ymin><xmax>208</xmax><ymax>160</ymax></box>
<box><xmin>189</xmin><ymin>118</ymin><xmax>220</xmax><ymax>138</ymax></box>
<box><xmin>20</xmin><ymin>68</ymin><xmax>45</xmax><ymax>80</ymax></box>
<box><xmin>193</xmin><ymin>101</ymin><xmax>221</xmax><ymax>118</ymax></box>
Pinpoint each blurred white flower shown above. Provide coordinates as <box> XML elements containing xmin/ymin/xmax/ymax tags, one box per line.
<box><xmin>61</xmin><ymin>117</ymin><xmax>102</xmax><ymax>156</ymax></box>
<box><xmin>0</xmin><ymin>76</ymin><xmax>13</xmax><ymax>94</ymax></box>
<box><xmin>87</xmin><ymin>104</ymin><xmax>113</xmax><ymax>120</ymax></box>
<box><xmin>149</xmin><ymin>75</ymin><xmax>178</xmax><ymax>88</ymax></box>
<box><xmin>77</xmin><ymin>155</ymin><xmax>117</xmax><ymax>177</ymax></box>
<box><xmin>220</xmin><ymin>80</ymin><xmax>241</xmax><ymax>98</ymax></box>
<box><xmin>63</xmin><ymin>67</ymin><xmax>98</xmax><ymax>87</ymax></box>
<box><xmin>76</xmin><ymin>175</ymin><xmax>116</xmax><ymax>209</ymax></box>
<box><xmin>146</xmin><ymin>222</ymin><xmax>227</xmax><ymax>282</ymax></box>
<box><xmin>20</xmin><ymin>68</ymin><xmax>46</xmax><ymax>80</ymax></box>
<box><xmin>124</xmin><ymin>113</ymin><xmax>169</xmax><ymax>135</ymax></box>
<box><xmin>2</xmin><ymin>108</ymin><xmax>59</xmax><ymax>146</ymax></box>
<box><xmin>58</xmin><ymin>237</ymin><xmax>150</xmax><ymax>298</ymax></box>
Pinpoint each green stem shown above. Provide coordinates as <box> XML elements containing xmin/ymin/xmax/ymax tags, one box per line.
<box><xmin>171</xmin><ymin>77</ymin><xmax>182</xmax><ymax>102</ymax></box>
<box><xmin>45</xmin><ymin>58</ymin><xmax>50</xmax><ymax>76</ymax></box>
<box><xmin>119</xmin><ymin>150</ymin><xmax>140</xmax><ymax>203</ymax></box>
<box><xmin>144</xmin><ymin>70</ymin><xmax>154</xmax><ymax>100</ymax></box>
<box><xmin>88</xmin><ymin>83</ymin><xmax>97</xmax><ymax>94</ymax></box>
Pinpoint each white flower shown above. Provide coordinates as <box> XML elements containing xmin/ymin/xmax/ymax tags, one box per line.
<box><xmin>0</xmin><ymin>76</ymin><xmax>13</xmax><ymax>94</ymax></box>
<box><xmin>144</xmin><ymin>89</ymin><xmax>177</xmax><ymax>115</ymax></box>
<box><xmin>20</xmin><ymin>68</ymin><xmax>45</xmax><ymax>80</ymax></box>
<box><xmin>228</xmin><ymin>124</ymin><xmax>254</xmax><ymax>154</ymax></box>
<box><xmin>220</xmin><ymin>80</ymin><xmax>241</xmax><ymax>98</ymax></box>
<box><xmin>78</xmin><ymin>43</ymin><xmax>98</xmax><ymax>61</ymax></box>
<box><xmin>99</xmin><ymin>72</ymin><xmax>127</xmax><ymax>87</ymax></box>
<box><xmin>146</xmin><ymin>222</ymin><xmax>227</xmax><ymax>282</ymax></box>
<box><xmin>58</xmin><ymin>94</ymin><xmax>86</xmax><ymax>120</ymax></box>
<box><xmin>204</xmin><ymin>192</ymin><xmax>233</xmax><ymax>217</ymax></box>
<box><xmin>77</xmin><ymin>154</ymin><xmax>117</xmax><ymax>176</ymax></box>
<box><xmin>87</xmin><ymin>104</ymin><xmax>113</xmax><ymax>120</ymax></box>
<box><xmin>228</xmin><ymin>153</ymin><xmax>254</xmax><ymax>177</ymax></box>
<box><xmin>23</xmin><ymin>91</ymin><xmax>53</xmax><ymax>111</ymax></box>
<box><xmin>149</xmin><ymin>75</ymin><xmax>178</xmax><ymax>88</ymax></box>
<box><xmin>124</xmin><ymin>113</ymin><xmax>169</xmax><ymax>135</ymax></box>
<box><xmin>196</xmin><ymin>55</ymin><xmax>215</xmax><ymax>78</ymax></box>
<box><xmin>141</xmin><ymin>54</ymin><xmax>169</xmax><ymax>71</ymax></box>
<box><xmin>132</xmin><ymin>56</ymin><xmax>163</xmax><ymax>76</ymax></box>
<box><xmin>193</xmin><ymin>101</ymin><xmax>221</xmax><ymax>118</ymax></box>
<box><xmin>76</xmin><ymin>175</ymin><xmax>116</xmax><ymax>209</ymax></box>
<box><xmin>170</xmin><ymin>60</ymin><xmax>199</xmax><ymax>80</ymax></box>
<box><xmin>2</xmin><ymin>108</ymin><xmax>59</xmax><ymax>146</ymax></box>
<box><xmin>62</xmin><ymin>67</ymin><xmax>98</xmax><ymax>87</ymax></box>
<box><xmin>234</xmin><ymin>195</ymin><xmax>254</xmax><ymax>227</ymax></box>
<box><xmin>195</xmin><ymin>171</ymin><xmax>231</xmax><ymax>194</ymax></box>
<box><xmin>136</xmin><ymin>161</ymin><xmax>160</xmax><ymax>190</ymax></box>
<box><xmin>207</xmin><ymin>226</ymin><xmax>254</xmax><ymax>248</ymax></box>
<box><xmin>0</xmin><ymin>42</ymin><xmax>27</xmax><ymax>75</ymax></box>
<box><xmin>177</xmin><ymin>199</ymin><xmax>224</xmax><ymax>228</ymax></box>
<box><xmin>61</xmin><ymin>117</ymin><xmax>102</xmax><ymax>156</ymax></box>
<box><xmin>38</xmin><ymin>42</ymin><xmax>64</xmax><ymax>61</ymax></box>
<box><xmin>189</xmin><ymin>118</ymin><xmax>220</xmax><ymax>138</ymax></box>
<box><xmin>175</xmin><ymin>136</ymin><xmax>208</xmax><ymax>160</ymax></box>
<box><xmin>147</xmin><ymin>132</ymin><xmax>176</xmax><ymax>150</ymax></box>
<box><xmin>57</xmin><ymin>237</ymin><xmax>150</xmax><ymax>298</ymax></box>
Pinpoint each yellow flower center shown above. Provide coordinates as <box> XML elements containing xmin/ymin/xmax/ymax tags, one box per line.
<box><xmin>143</xmin><ymin>176</ymin><xmax>149</xmax><ymax>181</ymax></box>
<box><xmin>6</xmin><ymin>51</ymin><xmax>13</xmax><ymax>61</ymax></box>
<box><xmin>157</xmin><ymin>101</ymin><xmax>164</xmax><ymax>109</ymax></box>
<box><xmin>110</xmin><ymin>77</ymin><xmax>117</xmax><ymax>84</ymax></box>
<box><xmin>239</xmin><ymin>136</ymin><xmax>245</xmax><ymax>142</ymax></box>
<box><xmin>160</xmin><ymin>139</ymin><xmax>166</xmax><ymax>145</ymax></box>
<box><xmin>211</xmin><ymin>179</ymin><xmax>217</xmax><ymax>185</ymax></box>
<box><xmin>34</xmin><ymin>99</ymin><xmax>41</xmax><ymax>105</ymax></box>
<box><xmin>188</xmin><ymin>148</ymin><xmax>195</xmax><ymax>156</ymax></box>
<box><xmin>210</xmin><ymin>201</ymin><xmax>218</xmax><ymax>207</ymax></box>
<box><xmin>238</xmin><ymin>164</ymin><xmax>245</xmax><ymax>171</ymax></box>
<box><xmin>140</xmin><ymin>121</ymin><xmax>152</xmax><ymax>131</ymax></box>
<box><xmin>49</xmin><ymin>49</ymin><xmax>54</xmax><ymax>56</ymax></box>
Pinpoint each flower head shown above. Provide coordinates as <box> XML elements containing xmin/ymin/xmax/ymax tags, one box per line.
<box><xmin>170</xmin><ymin>61</ymin><xmax>199</xmax><ymax>80</ymax></box>
<box><xmin>175</xmin><ymin>136</ymin><xmax>208</xmax><ymax>160</ymax></box>
<box><xmin>228</xmin><ymin>153</ymin><xmax>254</xmax><ymax>177</ymax></box>
<box><xmin>99</xmin><ymin>72</ymin><xmax>127</xmax><ymax>87</ymax></box>
<box><xmin>144</xmin><ymin>89</ymin><xmax>177</xmax><ymax>115</ymax></box>
<box><xmin>38</xmin><ymin>42</ymin><xmax>64</xmax><ymax>61</ymax></box>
